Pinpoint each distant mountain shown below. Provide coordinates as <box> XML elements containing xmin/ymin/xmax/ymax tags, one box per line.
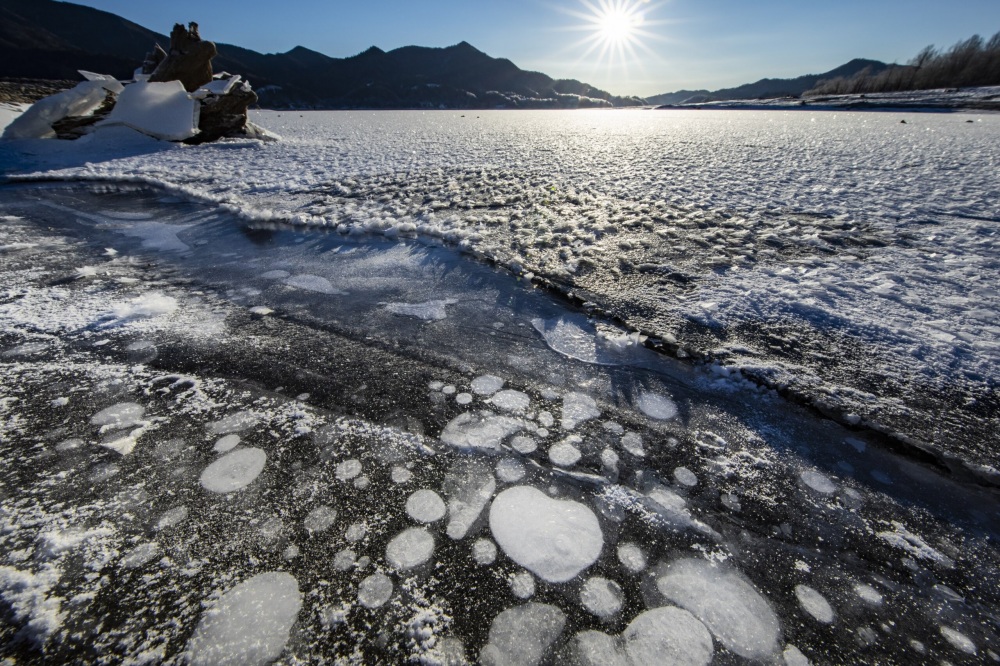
<box><xmin>647</xmin><ymin>59</ymin><xmax>892</xmax><ymax>105</ymax></box>
<box><xmin>0</xmin><ymin>0</ymin><xmax>645</xmax><ymax>109</ymax></box>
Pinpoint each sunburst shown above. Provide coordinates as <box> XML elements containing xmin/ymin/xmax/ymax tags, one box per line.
<box><xmin>562</xmin><ymin>0</ymin><xmax>664</xmax><ymax>75</ymax></box>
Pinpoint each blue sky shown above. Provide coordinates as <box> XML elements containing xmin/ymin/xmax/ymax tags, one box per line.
<box><xmin>70</xmin><ymin>0</ymin><xmax>1000</xmax><ymax>97</ymax></box>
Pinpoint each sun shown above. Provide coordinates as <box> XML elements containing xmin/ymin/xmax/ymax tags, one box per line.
<box><xmin>595</xmin><ymin>4</ymin><xmax>644</xmax><ymax>46</ymax></box>
<box><xmin>562</xmin><ymin>0</ymin><xmax>662</xmax><ymax>71</ymax></box>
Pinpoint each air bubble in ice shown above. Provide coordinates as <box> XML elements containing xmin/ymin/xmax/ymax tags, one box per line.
<box><xmin>636</xmin><ymin>392</ymin><xmax>678</xmax><ymax>420</ymax></box>
<box><xmin>795</xmin><ymin>585</ymin><xmax>835</xmax><ymax>624</ymax></box>
<box><xmin>213</xmin><ymin>434</ymin><xmax>240</xmax><ymax>453</ymax></box>
<box><xmin>386</xmin><ymin>527</ymin><xmax>435</xmax><ymax>571</ymax></box>
<box><xmin>90</xmin><ymin>402</ymin><xmax>144</xmax><ymax>429</ymax></box>
<box><xmin>303</xmin><ymin>505</ymin><xmax>337</xmax><ymax>534</ymax></box>
<box><xmin>471</xmin><ymin>375</ymin><xmax>504</xmax><ymax>396</ymax></box>
<box><xmin>200</xmin><ymin>448</ymin><xmax>267</xmax><ymax>493</ymax></box>
<box><xmin>580</xmin><ymin>577</ymin><xmax>624</xmax><ymax>619</ymax></box>
<box><xmin>800</xmin><ymin>470</ymin><xmax>836</xmax><ymax>495</ymax></box>
<box><xmin>561</xmin><ymin>393</ymin><xmax>600</xmax><ymax>430</ymax></box>
<box><xmin>406</xmin><ymin>489</ymin><xmax>447</xmax><ymax>523</ymax></box>
<box><xmin>473</xmin><ymin>538</ymin><xmax>498</xmax><ymax>565</ymax></box>
<box><xmin>480</xmin><ymin>603</ymin><xmax>566</xmax><ymax>666</ymax></box>
<box><xmin>358</xmin><ymin>573</ymin><xmax>393</xmax><ymax>609</ymax></box>
<box><xmin>335</xmin><ymin>459</ymin><xmax>362</xmax><ymax>480</ymax></box>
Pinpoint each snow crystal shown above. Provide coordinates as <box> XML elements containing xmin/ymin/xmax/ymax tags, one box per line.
<box><xmin>489</xmin><ymin>485</ymin><xmax>603</xmax><ymax>583</ymax></box>
<box><xmin>800</xmin><ymin>470</ymin><xmax>837</xmax><ymax>495</ymax></box>
<box><xmin>213</xmin><ymin>434</ymin><xmax>240</xmax><ymax>453</ymax></box>
<box><xmin>795</xmin><ymin>585</ymin><xmax>835</xmax><ymax>624</ymax></box>
<box><xmin>636</xmin><ymin>392</ymin><xmax>678</xmax><ymax>420</ymax></box>
<box><xmin>495</xmin><ymin>458</ymin><xmax>526</xmax><ymax>483</ymax></box>
<box><xmin>187</xmin><ymin>572</ymin><xmax>301</xmax><ymax>666</ymax></box>
<box><xmin>656</xmin><ymin>558</ymin><xmax>781</xmax><ymax>661</ymax></box>
<box><xmin>386</xmin><ymin>527</ymin><xmax>435</xmax><ymax>571</ymax></box>
<box><xmin>480</xmin><ymin>603</ymin><xmax>566</xmax><ymax>666</ymax></box>
<box><xmin>303</xmin><ymin>505</ymin><xmax>338</xmax><ymax>534</ymax></box>
<box><xmin>284</xmin><ymin>274</ymin><xmax>344</xmax><ymax>294</ymax></box>
<box><xmin>580</xmin><ymin>577</ymin><xmax>624</xmax><ymax>619</ymax></box>
<box><xmin>121</xmin><ymin>542</ymin><xmax>160</xmax><ymax>569</ymax></box>
<box><xmin>617</xmin><ymin>542</ymin><xmax>647</xmax><ymax>572</ymax></box>
<box><xmin>207</xmin><ymin>411</ymin><xmax>259</xmax><ymax>435</ymax></box>
<box><xmin>439</xmin><ymin>412</ymin><xmax>525</xmax><ymax>452</ymax></box>
<box><xmin>509</xmin><ymin>571</ymin><xmax>536</xmax><ymax>599</ymax></box>
<box><xmin>443</xmin><ymin>461</ymin><xmax>496</xmax><ymax>540</ymax></box>
<box><xmin>561</xmin><ymin>392</ymin><xmax>600</xmax><ymax>430</ymax></box>
<box><xmin>510</xmin><ymin>435</ymin><xmax>538</xmax><ymax>454</ymax></box>
<box><xmin>673</xmin><ymin>467</ymin><xmax>698</xmax><ymax>487</ymax></box>
<box><xmin>335</xmin><ymin>459</ymin><xmax>363</xmax><ymax>481</ymax></box>
<box><xmin>621</xmin><ymin>432</ymin><xmax>644</xmax><ymax>457</ymax></box>
<box><xmin>623</xmin><ymin>607</ymin><xmax>714</xmax><ymax>666</ymax></box>
<box><xmin>471</xmin><ymin>375</ymin><xmax>505</xmax><ymax>396</ymax></box>
<box><xmin>490</xmin><ymin>389</ymin><xmax>530</xmax><ymax>413</ymax></box>
<box><xmin>406</xmin><ymin>489</ymin><xmax>447</xmax><ymax>523</ymax></box>
<box><xmin>200</xmin><ymin>448</ymin><xmax>267</xmax><ymax>493</ymax></box>
<box><xmin>939</xmin><ymin>626</ymin><xmax>977</xmax><ymax>655</ymax></box>
<box><xmin>385</xmin><ymin>298</ymin><xmax>457</xmax><ymax>321</ymax></box>
<box><xmin>549</xmin><ymin>439</ymin><xmax>582</xmax><ymax>467</ymax></box>
<box><xmin>90</xmin><ymin>402</ymin><xmax>145</xmax><ymax>429</ymax></box>
<box><xmin>473</xmin><ymin>538</ymin><xmax>498</xmax><ymax>565</ymax></box>
<box><xmin>357</xmin><ymin>573</ymin><xmax>394</xmax><ymax>609</ymax></box>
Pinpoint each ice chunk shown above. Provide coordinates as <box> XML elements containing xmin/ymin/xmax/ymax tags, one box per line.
<box><xmin>121</xmin><ymin>542</ymin><xmax>160</xmax><ymax>569</ymax></box>
<box><xmin>213</xmin><ymin>434</ymin><xmax>240</xmax><ymax>453</ymax></box>
<box><xmin>549</xmin><ymin>438</ymin><xmax>582</xmax><ymax>467</ymax></box>
<box><xmin>443</xmin><ymin>461</ymin><xmax>496</xmax><ymax>540</ymax></box>
<box><xmin>207</xmin><ymin>411</ymin><xmax>259</xmax><ymax>435</ymax></box>
<box><xmin>102</xmin><ymin>81</ymin><xmax>199</xmax><ymax>142</ymax></box>
<box><xmin>580</xmin><ymin>577</ymin><xmax>624</xmax><ymax>619</ymax></box>
<box><xmin>471</xmin><ymin>375</ymin><xmax>505</xmax><ymax>396</ymax></box>
<box><xmin>473</xmin><ymin>538</ymin><xmax>498</xmax><ymax>565</ymax></box>
<box><xmin>439</xmin><ymin>412</ymin><xmax>525</xmax><ymax>452</ymax></box>
<box><xmin>656</xmin><ymin>558</ymin><xmax>781</xmax><ymax>661</ymax></box>
<box><xmin>795</xmin><ymin>585</ymin><xmax>834</xmax><ymax>624</ymax></box>
<box><xmin>480</xmin><ymin>603</ymin><xmax>566</xmax><ymax>666</ymax></box>
<box><xmin>636</xmin><ymin>392</ymin><xmax>678</xmax><ymax>420</ymax></box>
<box><xmin>357</xmin><ymin>573</ymin><xmax>393</xmax><ymax>609</ymax></box>
<box><xmin>800</xmin><ymin>471</ymin><xmax>836</xmax><ymax>495</ymax></box>
<box><xmin>624</xmin><ymin>607</ymin><xmax>714</xmax><ymax>666</ymax></box>
<box><xmin>385</xmin><ymin>298</ymin><xmax>457</xmax><ymax>321</ymax></box>
<box><xmin>90</xmin><ymin>402</ymin><xmax>144</xmax><ymax>429</ymax></box>
<box><xmin>562</xmin><ymin>393</ymin><xmax>600</xmax><ymax>430</ymax></box>
<box><xmin>3</xmin><ymin>79</ymin><xmax>121</xmax><ymax>140</ymax></box>
<box><xmin>386</xmin><ymin>527</ymin><xmax>435</xmax><ymax>571</ymax></box>
<box><xmin>489</xmin><ymin>485</ymin><xmax>603</xmax><ymax>583</ymax></box>
<box><xmin>199</xmin><ymin>75</ymin><xmax>242</xmax><ymax>96</ymax></box>
<box><xmin>284</xmin><ymin>274</ymin><xmax>344</xmax><ymax>294</ymax></box>
<box><xmin>406</xmin><ymin>489</ymin><xmax>447</xmax><ymax>523</ymax></box>
<box><xmin>617</xmin><ymin>542</ymin><xmax>647</xmax><ymax>572</ymax></box>
<box><xmin>303</xmin><ymin>505</ymin><xmax>337</xmax><ymax>534</ymax></box>
<box><xmin>200</xmin><ymin>448</ymin><xmax>267</xmax><ymax>493</ymax></box>
<box><xmin>490</xmin><ymin>390</ymin><xmax>530</xmax><ymax>413</ymax></box>
<box><xmin>187</xmin><ymin>572</ymin><xmax>301</xmax><ymax>666</ymax></box>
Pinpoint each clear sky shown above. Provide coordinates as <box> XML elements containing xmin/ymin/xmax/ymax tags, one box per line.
<box><xmin>68</xmin><ymin>0</ymin><xmax>1000</xmax><ymax>97</ymax></box>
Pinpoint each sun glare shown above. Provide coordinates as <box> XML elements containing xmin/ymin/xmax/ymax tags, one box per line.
<box><xmin>563</xmin><ymin>0</ymin><xmax>662</xmax><ymax>74</ymax></box>
<box><xmin>596</xmin><ymin>5</ymin><xmax>643</xmax><ymax>45</ymax></box>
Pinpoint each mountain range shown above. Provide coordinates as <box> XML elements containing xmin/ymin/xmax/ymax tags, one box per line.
<box><xmin>0</xmin><ymin>0</ymin><xmax>644</xmax><ymax>109</ymax></box>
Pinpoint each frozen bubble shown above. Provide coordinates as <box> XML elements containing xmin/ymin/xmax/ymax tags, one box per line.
<box><xmin>490</xmin><ymin>390</ymin><xmax>530</xmax><ymax>413</ymax></box>
<box><xmin>90</xmin><ymin>402</ymin><xmax>144</xmax><ymax>429</ymax></box>
<box><xmin>358</xmin><ymin>573</ymin><xmax>394</xmax><ymax>609</ymax></box>
<box><xmin>538</xmin><ymin>411</ymin><xmax>554</xmax><ymax>427</ymax></box>
<box><xmin>345</xmin><ymin>522</ymin><xmax>367</xmax><ymax>542</ymax></box>
<box><xmin>871</xmin><ymin>470</ymin><xmax>893</xmax><ymax>485</ymax></box>
<box><xmin>333</xmin><ymin>549</ymin><xmax>357</xmax><ymax>571</ymax></box>
<box><xmin>496</xmin><ymin>458</ymin><xmax>526</xmax><ymax>483</ymax></box>
<box><xmin>854</xmin><ymin>583</ymin><xmax>883</xmax><ymax>606</ymax></box>
<box><xmin>673</xmin><ymin>467</ymin><xmax>698</xmax><ymax>488</ymax></box>
<box><xmin>213</xmin><ymin>434</ymin><xmax>240</xmax><ymax>453</ymax></box>
<box><xmin>636</xmin><ymin>392</ymin><xmax>678</xmax><ymax>420</ymax></box>
<box><xmin>51</xmin><ymin>397</ymin><xmax>69</xmax><ymax>408</ymax></box>
<box><xmin>939</xmin><ymin>626</ymin><xmax>976</xmax><ymax>655</ymax></box>
<box><xmin>440</xmin><ymin>412</ymin><xmax>525</xmax><ymax>452</ymax></box>
<box><xmin>406</xmin><ymin>489</ymin><xmax>447</xmax><ymax>523</ymax></box>
<box><xmin>623</xmin><ymin>607</ymin><xmax>714</xmax><ymax>666</ymax></box>
<box><xmin>480</xmin><ymin>603</ymin><xmax>566</xmax><ymax>666</ymax></box>
<box><xmin>783</xmin><ymin>645</ymin><xmax>811</xmax><ymax>666</ymax></box>
<box><xmin>353</xmin><ymin>475</ymin><xmax>370</xmax><ymax>490</ymax></box>
<box><xmin>303</xmin><ymin>505</ymin><xmax>337</xmax><ymax>534</ymax></box>
<box><xmin>561</xmin><ymin>393</ymin><xmax>600</xmax><ymax>430</ymax></box>
<box><xmin>603</xmin><ymin>421</ymin><xmax>625</xmax><ymax>434</ymax></box>
<box><xmin>155</xmin><ymin>506</ymin><xmax>188</xmax><ymax>531</ymax></box>
<box><xmin>386</xmin><ymin>527</ymin><xmax>435</xmax><ymax>571</ymax></box>
<box><xmin>844</xmin><ymin>437</ymin><xmax>867</xmax><ymax>453</ymax></box>
<box><xmin>428</xmin><ymin>381</ymin><xmax>445</xmax><ymax>391</ymax></box>
<box><xmin>621</xmin><ymin>432</ymin><xmax>644</xmax><ymax>457</ymax></box>
<box><xmin>471</xmin><ymin>375</ymin><xmax>505</xmax><ymax>396</ymax></box>
<box><xmin>800</xmin><ymin>470</ymin><xmax>836</xmax><ymax>495</ymax></box>
<box><xmin>511</xmin><ymin>435</ymin><xmax>538</xmax><ymax>454</ymax></box>
<box><xmin>284</xmin><ymin>274</ymin><xmax>343</xmax><ymax>294</ymax></box>
<box><xmin>601</xmin><ymin>448</ymin><xmax>619</xmax><ymax>476</ymax></box>
<box><xmin>261</xmin><ymin>270</ymin><xmax>290</xmax><ymax>279</ymax></box>
<box><xmin>795</xmin><ymin>585</ymin><xmax>835</xmax><ymax>624</ymax></box>
<box><xmin>187</xmin><ymin>572</ymin><xmax>301</xmax><ymax>666</ymax></box>
<box><xmin>121</xmin><ymin>542</ymin><xmax>160</xmax><ymax>569</ymax></box>
<box><xmin>335</xmin><ymin>458</ymin><xmax>362</xmax><ymax>481</ymax></box>
<box><xmin>391</xmin><ymin>465</ymin><xmax>413</xmax><ymax>484</ymax></box>
<box><xmin>549</xmin><ymin>439</ymin><xmax>582</xmax><ymax>467</ymax></box>
<box><xmin>56</xmin><ymin>438</ymin><xmax>84</xmax><ymax>452</ymax></box>
<box><xmin>207</xmin><ymin>411</ymin><xmax>259</xmax><ymax>435</ymax></box>
<box><xmin>721</xmin><ymin>493</ymin><xmax>742</xmax><ymax>512</ymax></box>
<box><xmin>385</xmin><ymin>298</ymin><xmax>457</xmax><ymax>321</ymax></box>
<box><xmin>456</xmin><ymin>392</ymin><xmax>473</xmax><ymax>405</ymax></box>
<box><xmin>656</xmin><ymin>558</ymin><xmax>781</xmax><ymax>661</ymax></box>
<box><xmin>473</xmin><ymin>538</ymin><xmax>498</xmax><ymax>565</ymax></box>
<box><xmin>90</xmin><ymin>463</ymin><xmax>119</xmax><ymax>482</ymax></box>
<box><xmin>510</xmin><ymin>571</ymin><xmax>536</xmax><ymax>599</ymax></box>
<box><xmin>442</xmin><ymin>385</ymin><xmax>456</xmax><ymax>395</ymax></box>
<box><xmin>283</xmin><ymin>545</ymin><xmax>299</xmax><ymax>560</ymax></box>
<box><xmin>249</xmin><ymin>306</ymin><xmax>273</xmax><ymax>316</ymax></box>
<box><xmin>489</xmin><ymin>485</ymin><xmax>603</xmax><ymax>583</ymax></box>
<box><xmin>200</xmin><ymin>448</ymin><xmax>267</xmax><ymax>493</ymax></box>
<box><xmin>565</xmin><ymin>631</ymin><xmax>627</xmax><ymax>666</ymax></box>
<box><xmin>443</xmin><ymin>461</ymin><xmax>496</xmax><ymax>540</ymax></box>
<box><xmin>580</xmin><ymin>577</ymin><xmax>624</xmax><ymax>619</ymax></box>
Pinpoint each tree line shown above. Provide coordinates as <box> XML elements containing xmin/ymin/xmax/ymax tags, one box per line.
<box><xmin>805</xmin><ymin>31</ymin><xmax>1000</xmax><ymax>96</ymax></box>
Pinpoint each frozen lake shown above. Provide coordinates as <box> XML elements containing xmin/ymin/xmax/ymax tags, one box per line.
<box><xmin>0</xmin><ymin>110</ymin><xmax>999</xmax><ymax>663</ymax></box>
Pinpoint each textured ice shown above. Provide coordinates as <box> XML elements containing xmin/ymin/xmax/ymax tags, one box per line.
<box><xmin>187</xmin><ymin>572</ymin><xmax>301</xmax><ymax>666</ymax></box>
<box><xmin>303</xmin><ymin>505</ymin><xmax>338</xmax><ymax>533</ymax></box>
<box><xmin>471</xmin><ymin>375</ymin><xmax>505</xmax><ymax>396</ymax></box>
<box><xmin>489</xmin><ymin>486</ymin><xmax>603</xmax><ymax>583</ymax></box>
<box><xmin>443</xmin><ymin>460</ymin><xmax>496</xmax><ymax>540</ymax></box>
<box><xmin>795</xmin><ymin>585</ymin><xmax>835</xmax><ymax>624</ymax></box>
<box><xmin>385</xmin><ymin>298</ymin><xmax>457</xmax><ymax>321</ymax></box>
<box><xmin>636</xmin><ymin>392</ymin><xmax>678</xmax><ymax>420</ymax></box>
<box><xmin>405</xmin><ymin>489</ymin><xmax>447</xmax><ymax>523</ymax></box>
<box><xmin>489</xmin><ymin>389</ymin><xmax>530</xmax><ymax>413</ymax></box>
<box><xmin>284</xmin><ymin>274</ymin><xmax>343</xmax><ymax>294</ymax></box>
<box><xmin>200</xmin><ymin>448</ymin><xmax>267</xmax><ymax>493</ymax></box>
<box><xmin>357</xmin><ymin>573</ymin><xmax>393</xmax><ymax>609</ymax></box>
<box><xmin>561</xmin><ymin>392</ymin><xmax>600</xmax><ymax>430</ymax></box>
<box><xmin>480</xmin><ymin>602</ymin><xmax>566</xmax><ymax>666</ymax></box>
<box><xmin>439</xmin><ymin>412</ymin><xmax>525</xmax><ymax>452</ymax></box>
<box><xmin>656</xmin><ymin>558</ymin><xmax>781</xmax><ymax>661</ymax></box>
<box><xmin>386</xmin><ymin>527</ymin><xmax>435</xmax><ymax>571</ymax></box>
<box><xmin>579</xmin><ymin>577</ymin><xmax>624</xmax><ymax>619</ymax></box>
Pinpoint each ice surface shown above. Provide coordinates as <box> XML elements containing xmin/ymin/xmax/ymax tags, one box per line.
<box><xmin>561</xmin><ymin>393</ymin><xmax>600</xmax><ymax>430</ymax></box>
<box><xmin>405</xmin><ymin>489</ymin><xmax>447</xmax><ymax>523</ymax></box>
<box><xmin>200</xmin><ymin>448</ymin><xmax>267</xmax><ymax>493</ymax></box>
<box><xmin>357</xmin><ymin>573</ymin><xmax>393</xmax><ymax>609</ymax></box>
<box><xmin>385</xmin><ymin>298</ymin><xmax>457</xmax><ymax>321</ymax></box>
<box><xmin>439</xmin><ymin>412</ymin><xmax>525</xmax><ymax>452</ymax></box>
<box><xmin>186</xmin><ymin>572</ymin><xmax>301</xmax><ymax>666</ymax></box>
<box><xmin>480</xmin><ymin>602</ymin><xmax>565</xmax><ymax>666</ymax></box>
<box><xmin>623</xmin><ymin>607</ymin><xmax>714</xmax><ymax>666</ymax></box>
<box><xmin>489</xmin><ymin>485</ymin><xmax>603</xmax><ymax>583</ymax></box>
<box><xmin>795</xmin><ymin>585</ymin><xmax>835</xmax><ymax>624</ymax></box>
<box><xmin>471</xmin><ymin>375</ymin><xmax>504</xmax><ymax>396</ymax></box>
<box><xmin>284</xmin><ymin>274</ymin><xmax>343</xmax><ymax>294</ymax></box>
<box><xmin>635</xmin><ymin>392</ymin><xmax>678</xmax><ymax>420</ymax></box>
<box><xmin>579</xmin><ymin>577</ymin><xmax>624</xmax><ymax>619</ymax></box>
<box><xmin>800</xmin><ymin>470</ymin><xmax>836</xmax><ymax>494</ymax></box>
<box><xmin>386</xmin><ymin>527</ymin><xmax>435</xmax><ymax>570</ymax></box>
<box><xmin>656</xmin><ymin>558</ymin><xmax>781</xmax><ymax>661</ymax></box>
<box><xmin>101</xmin><ymin>81</ymin><xmax>199</xmax><ymax>142</ymax></box>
